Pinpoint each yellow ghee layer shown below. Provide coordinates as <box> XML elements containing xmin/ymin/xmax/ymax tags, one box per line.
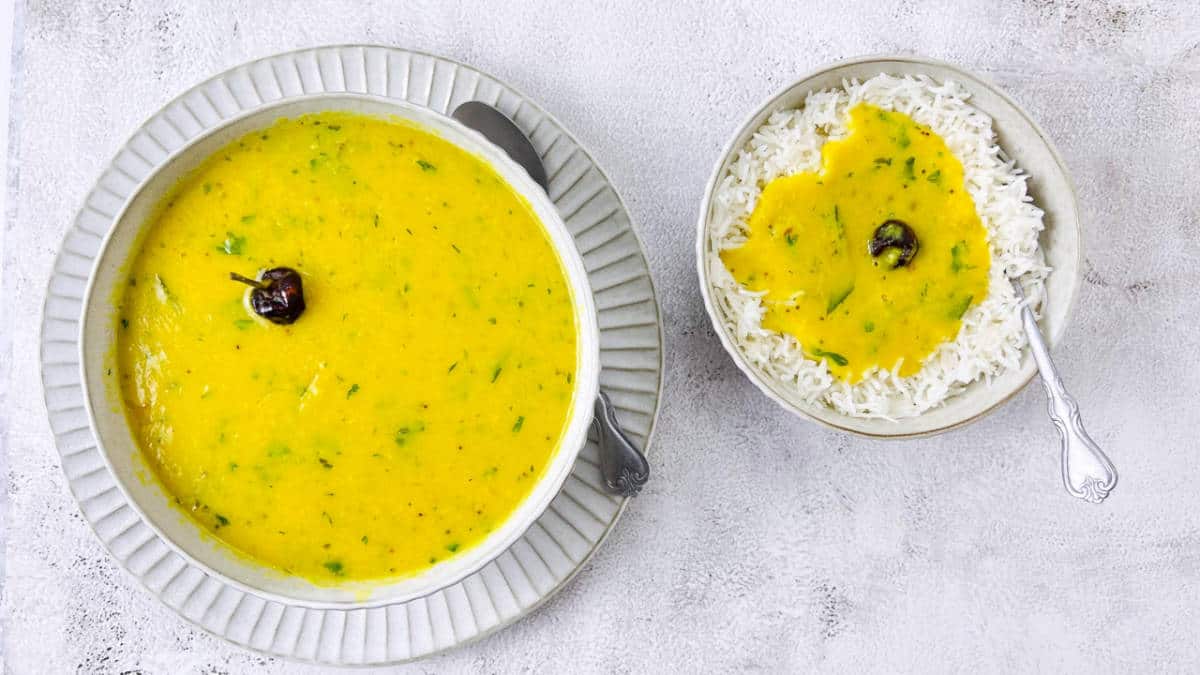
<box><xmin>720</xmin><ymin>103</ymin><xmax>991</xmax><ymax>381</ymax></box>
<box><xmin>117</xmin><ymin>112</ymin><xmax>578</xmax><ymax>582</ymax></box>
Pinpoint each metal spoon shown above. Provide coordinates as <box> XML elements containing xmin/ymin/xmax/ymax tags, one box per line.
<box><xmin>453</xmin><ymin>101</ymin><xmax>650</xmax><ymax>497</ymax></box>
<box><xmin>452</xmin><ymin>102</ymin><xmax>549</xmax><ymax>191</ymax></box>
<box><xmin>1012</xmin><ymin>279</ymin><xmax>1117</xmax><ymax>503</ymax></box>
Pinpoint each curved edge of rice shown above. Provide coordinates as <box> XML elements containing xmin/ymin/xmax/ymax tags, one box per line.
<box><xmin>706</xmin><ymin>74</ymin><xmax>1050</xmax><ymax>419</ymax></box>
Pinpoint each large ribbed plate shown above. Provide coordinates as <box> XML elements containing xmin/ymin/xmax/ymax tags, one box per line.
<box><xmin>39</xmin><ymin>45</ymin><xmax>662</xmax><ymax>665</ymax></box>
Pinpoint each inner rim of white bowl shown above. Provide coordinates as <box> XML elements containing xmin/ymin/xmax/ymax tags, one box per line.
<box><xmin>695</xmin><ymin>55</ymin><xmax>1083</xmax><ymax>438</ymax></box>
<box><xmin>78</xmin><ymin>93</ymin><xmax>600</xmax><ymax>608</ymax></box>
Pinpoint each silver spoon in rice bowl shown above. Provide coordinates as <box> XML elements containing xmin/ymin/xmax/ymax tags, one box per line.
<box><xmin>452</xmin><ymin>101</ymin><xmax>650</xmax><ymax>498</ymax></box>
<box><xmin>1012</xmin><ymin>278</ymin><xmax>1117</xmax><ymax>503</ymax></box>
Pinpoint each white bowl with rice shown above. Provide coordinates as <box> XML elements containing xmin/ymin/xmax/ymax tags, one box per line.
<box><xmin>696</xmin><ymin>55</ymin><xmax>1082</xmax><ymax>437</ymax></box>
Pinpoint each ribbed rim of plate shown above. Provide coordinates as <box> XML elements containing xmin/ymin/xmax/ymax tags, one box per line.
<box><xmin>39</xmin><ymin>44</ymin><xmax>663</xmax><ymax>666</ymax></box>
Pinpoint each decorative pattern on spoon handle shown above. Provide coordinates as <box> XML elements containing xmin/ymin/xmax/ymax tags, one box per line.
<box><xmin>1016</xmin><ymin>284</ymin><xmax>1117</xmax><ymax>503</ymax></box>
<box><xmin>593</xmin><ymin>392</ymin><xmax>650</xmax><ymax>497</ymax></box>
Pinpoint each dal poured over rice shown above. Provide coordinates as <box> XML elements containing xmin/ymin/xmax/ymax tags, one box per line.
<box><xmin>706</xmin><ymin>75</ymin><xmax>1049</xmax><ymax>419</ymax></box>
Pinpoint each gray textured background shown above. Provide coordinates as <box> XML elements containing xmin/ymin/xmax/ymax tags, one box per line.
<box><xmin>3</xmin><ymin>0</ymin><xmax>1199</xmax><ymax>672</ymax></box>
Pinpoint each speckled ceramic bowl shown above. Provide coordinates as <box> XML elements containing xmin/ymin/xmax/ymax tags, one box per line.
<box><xmin>696</xmin><ymin>55</ymin><xmax>1083</xmax><ymax>438</ymax></box>
<box><xmin>78</xmin><ymin>93</ymin><xmax>601</xmax><ymax>607</ymax></box>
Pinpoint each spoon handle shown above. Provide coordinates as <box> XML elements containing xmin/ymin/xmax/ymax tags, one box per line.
<box><xmin>1014</xmin><ymin>282</ymin><xmax>1117</xmax><ymax>503</ymax></box>
<box><xmin>593</xmin><ymin>392</ymin><xmax>650</xmax><ymax>497</ymax></box>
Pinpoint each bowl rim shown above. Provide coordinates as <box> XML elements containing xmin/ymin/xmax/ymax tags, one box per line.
<box><xmin>76</xmin><ymin>91</ymin><xmax>602</xmax><ymax>609</ymax></box>
<box><xmin>694</xmin><ymin>53</ymin><xmax>1084</xmax><ymax>439</ymax></box>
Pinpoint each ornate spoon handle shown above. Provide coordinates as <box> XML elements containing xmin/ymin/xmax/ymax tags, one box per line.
<box><xmin>593</xmin><ymin>392</ymin><xmax>650</xmax><ymax>497</ymax></box>
<box><xmin>1013</xmin><ymin>281</ymin><xmax>1117</xmax><ymax>503</ymax></box>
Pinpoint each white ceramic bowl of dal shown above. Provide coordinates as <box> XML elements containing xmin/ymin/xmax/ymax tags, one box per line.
<box><xmin>696</xmin><ymin>55</ymin><xmax>1083</xmax><ymax>438</ymax></box>
<box><xmin>78</xmin><ymin>93</ymin><xmax>601</xmax><ymax>607</ymax></box>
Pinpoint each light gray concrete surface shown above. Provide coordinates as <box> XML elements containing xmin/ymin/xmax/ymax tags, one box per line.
<box><xmin>3</xmin><ymin>0</ymin><xmax>1200</xmax><ymax>671</ymax></box>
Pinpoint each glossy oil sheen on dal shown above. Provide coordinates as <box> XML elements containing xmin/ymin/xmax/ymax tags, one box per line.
<box><xmin>720</xmin><ymin>104</ymin><xmax>990</xmax><ymax>381</ymax></box>
<box><xmin>116</xmin><ymin>112</ymin><xmax>578</xmax><ymax>583</ymax></box>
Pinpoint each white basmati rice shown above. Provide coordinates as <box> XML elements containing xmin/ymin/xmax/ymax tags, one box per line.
<box><xmin>707</xmin><ymin>74</ymin><xmax>1049</xmax><ymax>419</ymax></box>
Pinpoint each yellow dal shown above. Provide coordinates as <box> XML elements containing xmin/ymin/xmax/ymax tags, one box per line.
<box><xmin>720</xmin><ymin>104</ymin><xmax>991</xmax><ymax>382</ymax></box>
<box><xmin>116</xmin><ymin>112</ymin><xmax>579</xmax><ymax>582</ymax></box>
